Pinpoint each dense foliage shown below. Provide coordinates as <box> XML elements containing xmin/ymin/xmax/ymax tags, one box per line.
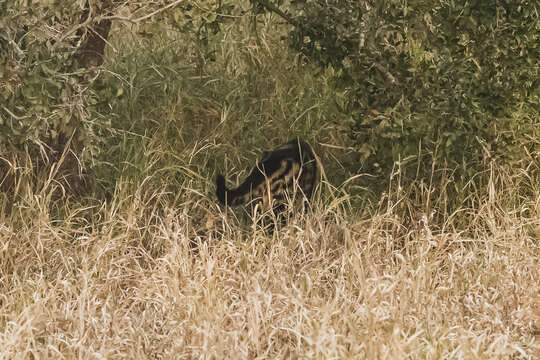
<box><xmin>1</xmin><ymin>0</ymin><xmax>538</xmax><ymax>205</ymax></box>
<box><xmin>0</xmin><ymin>0</ymin><xmax>234</xmax><ymax>198</ymax></box>
<box><xmin>0</xmin><ymin>0</ymin><xmax>233</xmax><ymax>148</ymax></box>
<box><xmin>261</xmin><ymin>0</ymin><xmax>539</xmax><ymax>182</ymax></box>
<box><xmin>0</xmin><ymin>1</ymin><xmax>86</xmax><ymax>148</ymax></box>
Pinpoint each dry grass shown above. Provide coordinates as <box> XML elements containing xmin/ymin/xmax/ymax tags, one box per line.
<box><xmin>0</xmin><ymin>164</ymin><xmax>538</xmax><ymax>359</ymax></box>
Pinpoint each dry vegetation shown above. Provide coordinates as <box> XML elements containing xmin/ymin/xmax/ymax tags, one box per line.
<box><xmin>0</xmin><ymin>160</ymin><xmax>538</xmax><ymax>358</ymax></box>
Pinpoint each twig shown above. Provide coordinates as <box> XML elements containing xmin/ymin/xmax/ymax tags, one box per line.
<box><xmin>131</xmin><ymin>0</ymin><xmax>187</xmax><ymax>23</ymax></box>
<box><xmin>97</xmin><ymin>0</ymin><xmax>187</xmax><ymax>23</ymax></box>
<box><xmin>57</xmin><ymin>0</ymin><xmax>188</xmax><ymax>49</ymax></box>
<box><xmin>252</xmin><ymin>0</ymin><xmax>298</xmax><ymax>27</ymax></box>
<box><xmin>53</xmin><ymin>4</ymin><xmax>93</xmax><ymax>50</ymax></box>
<box><xmin>2</xmin><ymin>106</ymin><xmax>28</xmax><ymax>120</ymax></box>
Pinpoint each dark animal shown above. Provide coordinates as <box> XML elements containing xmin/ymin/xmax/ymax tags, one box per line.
<box><xmin>216</xmin><ymin>139</ymin><xmax>318</xmax><ymax>217</ymax></box>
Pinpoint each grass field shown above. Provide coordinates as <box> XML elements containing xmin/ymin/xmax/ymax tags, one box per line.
<box><xmin>1</xmin><ymin>6</ymin><xmax>539</xmax><ymax>359</ymax></box>
<box><xmin>1</xmin><ymin>162</ymin><xmax>538</xmax><ymax>358</ymax></box>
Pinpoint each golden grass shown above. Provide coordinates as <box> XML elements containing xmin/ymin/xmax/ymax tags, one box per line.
<box><xmin>1</xmin><ymin>167</ymin><xmax>538</xmax><ymax>359</ymax></box>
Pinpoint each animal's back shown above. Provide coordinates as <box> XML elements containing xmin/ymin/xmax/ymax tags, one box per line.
<box><xmin>216</xmin><ymin>139</ymin><xmax>318</xmax><ymax>209</ymax></box>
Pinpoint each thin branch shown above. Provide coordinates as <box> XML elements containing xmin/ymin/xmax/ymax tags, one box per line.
<box><xmin>2</xmin><ymin>106</ymin><xmax>28</xmax><ymax>120</ymax></box>
<box><xmin>131</xmin><ymin>0</ymin><xmax>187</xmax><ymax>23</ymax></box>
<box><xmin>252</xmin><ymin>0</ymin><xmax>299</xmax><ymax>27</ymax></box>
<box><xmin>57</xmin><ymin>0</ymin><xmax>188</xmax><ymax>50</ymax></box>
<box><xmin>52</xmin><ymin>4</ymin><xmax>93</xmax><ymax>50</ymax></box>
<box><xmin>97</xmin><ymin>0</ymin><xmax>188</xmax><ymax>23</ymax></box>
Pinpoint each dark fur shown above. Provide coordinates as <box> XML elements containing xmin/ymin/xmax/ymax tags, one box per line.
<box><xmin>216</xmin><ymin>139</ymin><xmax>317</xmax><ymax>213</ymax></box>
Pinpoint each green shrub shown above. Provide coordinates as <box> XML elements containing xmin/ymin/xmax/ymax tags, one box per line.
<box><xmin>0</xmin><ymin>0</ymin><xmax>236</xmax><ymax>201</ymax></box>
<box><xmin>259</xmin><ymin>0</ymin><xmax>539</xmax><ymax>191</ymax></box>
<box><xmin>0</xmin><ymin>2</ymin><xmax>88</xmax><ymax>149</ymax></box>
